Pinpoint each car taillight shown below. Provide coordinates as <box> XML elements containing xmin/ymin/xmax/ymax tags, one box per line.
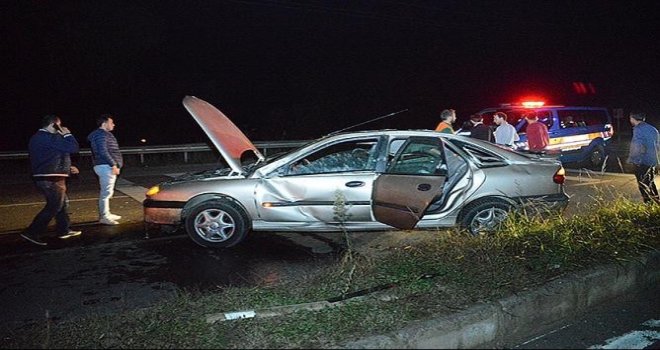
<box><xmin>553</xmin><ymin>167</ymin><xmax>566</xmax><ymax>184</ymax></box>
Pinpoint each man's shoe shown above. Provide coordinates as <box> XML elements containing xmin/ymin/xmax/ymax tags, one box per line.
<box><xmin>20</xmin><ymin>233</ymin><xmax>47</xmax><ymax>246</ymax></box>
<box><xmin>107</xmin><ymin>213</ymin><xmax>122</xmax><ymax>221</ymax></box>
<box><xmin>99</xmin><ymin>217</ymin><xmax>119</xmax><ymax>225</ymax></box>
<box><xmin>58</xmin><ymin>230</ymin><xmax>82</xmax><ymax>239</ymax></box>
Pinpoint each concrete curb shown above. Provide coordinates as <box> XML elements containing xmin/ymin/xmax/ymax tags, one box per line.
<box><xmin>339</xmin><ymin>251</ymin><xmax>660</xmax><ymax>349</ymax></box>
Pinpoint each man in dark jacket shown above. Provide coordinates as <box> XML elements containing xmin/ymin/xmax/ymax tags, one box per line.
<box><xmin>21</xmin><ymin>115</ymin><xmax>81</xmax><ymax>246</ymax></box>
<box><xmin>88</xmin><ymin>114</ymin><xmax>124</xmax><ymax>225</ymax></box>
<box><xmin>468</xmin><ymin>114</ymin><xmax>494</xmax><ymax>142</ymax></box>
<box><xmin>627</xmin><ymin>112</ymin><xmax>660</xmax><ymax>204</ymax></box>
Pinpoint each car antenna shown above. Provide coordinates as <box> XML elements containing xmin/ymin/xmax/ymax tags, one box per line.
<box><xmin>326</xmin><ymin>109</ymin><xmax>409</xmax><ymax>136</ymax></box>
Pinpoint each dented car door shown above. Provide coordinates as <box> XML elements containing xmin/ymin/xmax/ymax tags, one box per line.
<box><xmin>254</xmin><ymin>137</ymin><xmax>381</xmax><ymax>223</ymax></box>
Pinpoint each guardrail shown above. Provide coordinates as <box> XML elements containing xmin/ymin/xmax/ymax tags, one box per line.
<box><xmin>0</xmin><ymin>140</ymin><xmax>311</xmax><ymax>164</ymax></box>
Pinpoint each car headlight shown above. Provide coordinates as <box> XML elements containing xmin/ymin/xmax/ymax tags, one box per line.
<box><xmin>146</xmin><ymin>185</ymin><xmax>160</xmax><ymax>196</ymax></box>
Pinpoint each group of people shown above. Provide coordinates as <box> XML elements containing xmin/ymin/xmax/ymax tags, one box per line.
<box><xmin>434</xmin><ymin>109</ymin><xmax>659</xmax><ymax>204</ymax></box>
<box><xmin>20</xmin><ymin>114</ymin><xmax>123</xmax><ymax>246</ymax></box>
<box><xmin>434</xmin><ymin>109</ymin><xmax>549</xmax><ymax>152</ymax></box>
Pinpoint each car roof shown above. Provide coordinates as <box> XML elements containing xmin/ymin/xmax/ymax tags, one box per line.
<box><xmin>321</xmin><ymin>129</ymin><xmax>533</xmax><ymax>158</ymax></box>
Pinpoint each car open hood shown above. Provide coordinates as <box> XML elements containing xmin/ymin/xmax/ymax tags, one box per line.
<box><xmin>182</xmin><ymin>96</ymin><xmax>264</xmax><ymax>174</ymax></box>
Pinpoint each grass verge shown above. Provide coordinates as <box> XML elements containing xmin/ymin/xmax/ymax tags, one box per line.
<box><xmin>2</xmin><ymin>197</ymin><xmax>659</xmax><ymax>349</ymax></box>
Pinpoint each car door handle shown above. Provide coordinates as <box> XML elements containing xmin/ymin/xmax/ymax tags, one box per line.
<box><xmin>345</xmin><ymin>181</ymin><xmax>365</xmax><ymax>188</ymax></box>
<box><xmin>417</xmin><ymin>183</ymin><xmax>432</xmax><ymax>191</ymax></box>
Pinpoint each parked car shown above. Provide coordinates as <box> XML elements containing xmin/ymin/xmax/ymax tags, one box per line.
<box><xmin>143</xmin><ymin>96</ymin><xmax>569</xmax><ymax>248</ymax></box>
<box><xmin>465</xmin><ymin>102</ymin><xmax>614</xmax><ymax>168</ymax></box>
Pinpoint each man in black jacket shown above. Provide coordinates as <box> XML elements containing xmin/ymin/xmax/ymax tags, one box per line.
<box><xmin>21</xmin><ymin>115</ymin><xmax>81</xmax><ymax>246</ymax></box>
<box><xmin>468</xmin><ymin>114</ymin><xmax>494</xmax><ymax>142</ymax></box>
<box><xmin>88</xmin><ymin>114</ymin><xmax>124</xmax><ymax>225</ymax></box>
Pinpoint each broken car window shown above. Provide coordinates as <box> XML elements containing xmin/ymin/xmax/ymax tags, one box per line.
<box><xmin>288</xmin><ymin>138</ymin><xmax>379</xmax><ymax>175</ymax></box>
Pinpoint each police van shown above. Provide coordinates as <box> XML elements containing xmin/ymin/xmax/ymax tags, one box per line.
<box><xmin>473</xmin><ymin>102</ymin><xmax>614</xmax><ymax>167</ymax></box>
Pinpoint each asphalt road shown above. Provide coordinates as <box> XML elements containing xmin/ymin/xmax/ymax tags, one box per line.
<box><xmin>509</xmin><ymin>285</ymin><xmax>660</xmax><ymax>349</ymax></box>
<box><xmin>0</xmin><ymin>161</ymin><xmax>653</xmax><ymax>338</ymax></box>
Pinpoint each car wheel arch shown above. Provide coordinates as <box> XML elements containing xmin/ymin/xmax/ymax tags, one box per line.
<box><xmin>457</xmin><ymin>196</ymin><xmax>517</xmax><ymax>233</ymax></box>
<box><xmin>181</xmin><ymin>193</ymin><xmax>251</xmax><ymax>227</ymax></box>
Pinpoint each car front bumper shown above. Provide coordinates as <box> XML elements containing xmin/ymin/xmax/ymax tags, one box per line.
<box><xmin>143</xmin><ymin>199</ymin><xmax>185</xmax><ymax>225</ymax></box>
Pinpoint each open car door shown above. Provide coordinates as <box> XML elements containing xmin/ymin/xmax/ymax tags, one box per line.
<box><xmin>372</xmin><ymin>137</ymin><xmax>447</xmax><ymax>229</ymax></box>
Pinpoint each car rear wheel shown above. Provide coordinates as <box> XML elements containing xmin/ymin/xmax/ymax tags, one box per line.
<box><xmin>461</xmin><ymin>200</ymin><xmax>512</xmax><ymax>235</ymax></box>
<box><xmin>588</xmin><ymin>144</ymin><xmax>606</xmax><ymax>169</ymax></box>
<box><xmin>185</xmin><ymin>199</ymin><xmax>249</xmax><ymax>248</ymax></box>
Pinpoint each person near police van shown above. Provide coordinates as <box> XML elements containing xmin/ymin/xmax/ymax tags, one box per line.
<box><xmin>627</xmin><ymin>112</ymin><xmax>660</xmax><ymax>204</ymax></box>
<box><xmin>524</xmin><ymin>113</ymin><xmax>549</xmax><ymax>152</ymax></box>
<box><xmin>468</xmin><ymin>114</ymin><xmax>493</xmax><ymax>142</ymax></box>
<box><xmin>88</xmin><ymin>114</ymin><xmax>124</xmax><ymax>225</ymax></box>
<box><xmin>435</xmin><ymin>109</ymin><xmax>456</xmax><ymax>134</ymax></box>
<box><xmin>21</xmin><ymin>114</ymin><xmax>82</xmax><ymax>246</ymax></box>
<box><xmin>493</xmin><ymin>112</ymin><xmax>519</xmax><ymax>147</ymax></box>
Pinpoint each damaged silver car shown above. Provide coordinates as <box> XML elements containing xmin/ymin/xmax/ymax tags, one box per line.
<box><xmin>143</xmin><ymin>96</ymin><xmax>569</xmax><ymax>248</ymax></box>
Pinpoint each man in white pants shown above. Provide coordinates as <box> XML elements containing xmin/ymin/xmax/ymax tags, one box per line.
<box><xmin>88</xmin><ymin>114</ymin><xmax>123</xmax><ymax>225</ymax></box>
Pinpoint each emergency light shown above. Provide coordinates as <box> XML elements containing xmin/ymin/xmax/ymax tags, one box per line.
<box><xmin>521</xmin><ymin>101</ymin><xmax>545</xmax><ymax>108</ymax></box>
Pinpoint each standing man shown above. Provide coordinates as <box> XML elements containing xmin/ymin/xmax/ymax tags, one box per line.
<box><xmin>435</xmin><ymin>109</ymin><xmax>456</xmax><ymax>134</ymax></box>
<box><xmin>627</xmin><ymin>112</ymin><xmax>660</xmax><ymax>204</ymax></box>
<box><xmin>21</xmin><ymin>115</ymin><xmax>82</xmax><ymax>246</ymax></box>
<box><xmin>88</xmin><ymin>114</ymin><xmax>123</xmax><ymax>225</ymax></box>
<box><xmin>524</xmin><ymin>113</ymin><xmax>549</xmax><ymax>152</ymax></box>
<box><xmin>468</xmin><ymin>114</ymin><xmax>494</xmax><ymax>142</ymax></box>
<box><xmin>493</xmin><ymin>112</ymin><xmax>519</xmax><ymax>148</ymax></box>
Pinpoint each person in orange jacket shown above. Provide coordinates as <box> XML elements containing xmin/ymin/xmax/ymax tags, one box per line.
<box><xmin>435</xmin><ymin>109</ymin><xmax>456</xmax><ymax>134</ymax></box>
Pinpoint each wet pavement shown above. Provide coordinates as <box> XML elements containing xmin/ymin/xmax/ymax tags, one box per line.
<box><xmin>0</xmin><ymin>227</ymin><xmax>341</xmax><ymax>331</ymax></box>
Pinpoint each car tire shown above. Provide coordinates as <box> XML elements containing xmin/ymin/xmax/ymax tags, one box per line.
<box><xmin>587</xmin><ymin>144</ymin><xmax>606</xmax><ymax>169</ymax></box>
<box><xmin>460</xmin><ymin>200</ymin><xmax>512</xmax><ymax>235</ymax></box>
<box><xmin>184</xmin><ymin>199</ymin><xmax>249</xmax><ymax>248</ymax></box>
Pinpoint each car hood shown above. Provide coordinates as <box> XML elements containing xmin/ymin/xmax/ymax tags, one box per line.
<box><xmin>182</xmin><ymin>96</ymin><xmax>264</xmax><ymax>174</ymax></box>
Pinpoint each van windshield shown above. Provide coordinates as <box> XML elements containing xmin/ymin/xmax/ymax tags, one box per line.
<box><xmin>478</xmin><ymin>107</ymin><xmax>610</xmax><ymax>133</ymax></box>
<box><xmin>478</xmin><ymin>109</ymin><xmax>553</xmax><ymax>134</ymax></box>
<box><xmin>556</xmin><ymin>109</ymin><xmax>609</xmax><ymax>128</ymax></box>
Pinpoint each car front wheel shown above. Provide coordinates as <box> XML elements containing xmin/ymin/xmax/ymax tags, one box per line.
<box><xmin>461</xmin><ymin>200</ymin><xmax>512</xmax><ymax>235</ymax></box>
<box><xmin>185</xmin><ymin>199</ymin><xmax>249</xmax><ymax>248</ymax></box>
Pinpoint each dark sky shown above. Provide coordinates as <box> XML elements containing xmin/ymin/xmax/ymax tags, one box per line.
<box><xmin>2</xmin><ymin>0</ymin><xmax>660</xmax><ymax>151</ymax></box>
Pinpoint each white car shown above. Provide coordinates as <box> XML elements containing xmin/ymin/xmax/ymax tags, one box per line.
<box><xmin>143</xmin><ymin>96</ymin><xmax>569</xmax><ymax>248</ymax></box>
